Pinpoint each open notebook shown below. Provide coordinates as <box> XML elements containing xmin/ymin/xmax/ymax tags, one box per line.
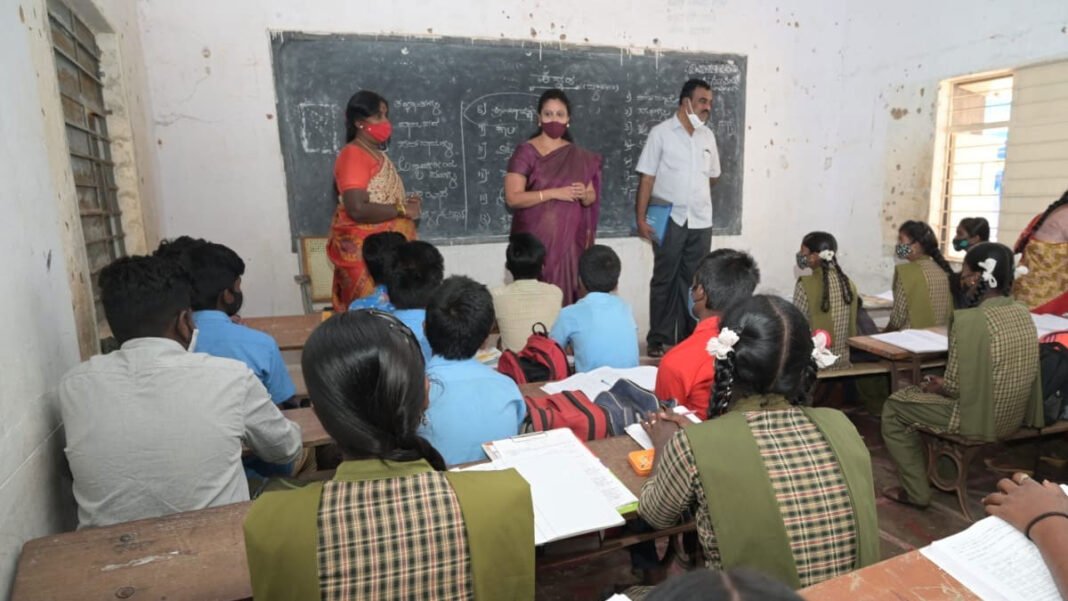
<box><xmin>869</xmin><ymin>329</ymin><xmax>949</xmax><ymax>353</ymax></box>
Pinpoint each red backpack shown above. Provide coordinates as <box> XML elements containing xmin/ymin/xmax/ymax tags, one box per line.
<box><xmin>524</xmin><ymin>390</ymin><xmax>610</xmax><ymax>441</ymax></box>
<box><xmin>497</xmin><ymin>322</ymin><xmax>572</xmax><ymax>385</ymax></box>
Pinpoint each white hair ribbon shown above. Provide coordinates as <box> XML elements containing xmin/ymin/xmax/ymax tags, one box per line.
<box><xmin>1013</xmin><ymin>253</ymin><xmax>1029</xmax><ymax>279</ymax></box>
<box><xmin>977</xmin><ymin>258</ymin><xmax>998</xmax><ymax>289</ymax></box>
<box><xmin>811</xmin><ymin>332</ymin><xmax>840</xmax><ymax>369</ymax></box>
<box><xmin>706</xmin><ymin>327</ymin><xmax>740</xmax><ymax>360</ymax></box>
<box><xmin>818</xmin><ymin>250</ymin><xmax>835</xmax><ymax>262</ymax></box>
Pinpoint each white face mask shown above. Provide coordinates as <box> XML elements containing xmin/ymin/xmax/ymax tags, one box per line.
<box><xmin>188</xmin><ymin>327</ymin><xmax>199</xmax><ymax>353</ymax></box>
<box><xmin>685</xmin><ymin>99</ymin><xmax>705</xmax><ymax>128</ymax></box>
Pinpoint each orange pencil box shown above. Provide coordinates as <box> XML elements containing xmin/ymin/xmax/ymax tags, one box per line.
<box><xmin>628</xmin><ymin>449</ymin><xmax>655</xmax><ymax>476</ymax></box>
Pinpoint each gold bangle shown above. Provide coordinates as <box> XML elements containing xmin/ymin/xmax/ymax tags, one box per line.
<box><xmin>396</xmin><ymin>203</ymin><xmax>407</xmax><ymax>217</ymax></box>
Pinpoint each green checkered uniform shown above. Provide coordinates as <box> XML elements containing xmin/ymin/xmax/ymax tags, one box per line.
<box><xmin>794</xmin><ymin>268</ymin><xmax>858</xmax><ymax>370</ymax></box>
<box><xmin>882</xmin><ymin>296</ymin><xmax>1044</xmax><ymax>505</ymax></box>
<box><xmin>887</xmin><ymin>257</ymin><xmax>954</xmax><ymax>331</ymax></box>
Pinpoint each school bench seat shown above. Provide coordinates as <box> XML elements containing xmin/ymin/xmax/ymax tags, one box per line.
<box><xmin>918</xmin><ymin>420</ymin><xmax>1068</xmax><ymax>521</ymax></box>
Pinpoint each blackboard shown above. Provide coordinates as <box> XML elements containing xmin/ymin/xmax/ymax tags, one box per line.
<box><xmin>270</xmin><ymin>33</ymin><xmax>747</xmax><ymax>245</ymax></box>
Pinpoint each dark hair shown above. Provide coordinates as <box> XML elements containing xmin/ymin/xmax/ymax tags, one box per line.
<box><xmin>645</xmin><ymin>568</ymin><xmax>802</xmax><ymax>601</ymax></box>
<box><xmin>678</xmin><ymin>78</ymin><xmax>712</xmax><ymax>105</ymax></box>
<box><xmin>962</xmin><ymin>242</ymin><xmax>1015</xmax><ymax>307</ymax></box>
<box><xmin>958</xmin><ymin>217</ymin><xmax>990</xmax><ymax>242</ymax></box>
<box><xmin>387</xmin><ymin>241</ymin><xmax>444</xmax><ymax>309</ymax></box>
<box><xmin>154</xmin><ymin>235</ymin><xmax>206</xmax><ymax>270</ymax></box>
<box><xmin>505</xmin><ymin>233</ymin><xmax>546</xmax><ymax>280</ymax></box>
<box><xmin>302</xmin><ymin>310</ymin><xmax>445</xmax><ymax>469</ymax></box>
<box><xmin>99</xmin><ymin>255</ymin><xmax>192</xmax><ymax>344</ymax></box>
<box><xmin>801</xmin><ymin>232</ymin><xmax>855</xmax><ymax>313</ymax></box>
<box><xmin>899</xmin><ymin>220</ymin><xmax>953</xmax><ymax>276</ymax></box>
<box><xmin>579</xmin><ymin>244</ymin><xmax>621</xmax><ymax>293</ymax></box>
<box><xmin>710</xmin><ymin>295</ymin><xmax>817</xmax><ymax>418</ymax></box>
<box><xmin>184</xmin><ymin>242</ymin><xmax>245</xmax><ymax>311</ymax></box>
<box><xmin>363</xmin><ymin>232</ymin><xmax>407</xmax><ymax>286</ymax></box>
<box><xmin>344</xmin><ymin>90</ymin><xmax>388</xmax><ymax>143</ymax></box>
<box><xmin>1015</xmin><ymin>190</ymin><xmax>1068</xmax><ymax>255</ymax></box>
<box><xmin>425</xmin><ymin>276</ymin><xmax>495</xmax><ymax>360</ymax></box>
<box><xmin>694</xmin><ymin>249</ymin><xmax>760</xmax><ymax>312</ymax></box>
<box><xmin>529</xmin><ymin>88</ymin><xmax>574</xmax><ymax>142</ymax></box>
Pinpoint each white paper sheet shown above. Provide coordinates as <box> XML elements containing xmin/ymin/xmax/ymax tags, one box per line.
<box><xmin>1032</xmin><ymin>313</ymin><xmax>1068</xmax><ymax>339</ymax></box>
<box><xmin>540</xmin><ymin>366</ymin><xmax>658</xmax><ymax>399</ymax></box>
<box><xmin>625</xmin><ymin>407</ymin><xmax>702</xmax><ymax>450</ymax></box>
<box><xmin>870</xmin><ymin>329</ymin><xmax>949</xmax><ymax>353</ymax></box>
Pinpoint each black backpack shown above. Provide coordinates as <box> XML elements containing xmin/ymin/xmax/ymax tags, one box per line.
<box><xmin>1040</xmin><ymin>342</ymin><xmax>1068</xmax><ymax>425</ymax></box>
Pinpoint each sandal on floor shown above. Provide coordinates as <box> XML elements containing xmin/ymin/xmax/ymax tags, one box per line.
<box><xmin>882</xmin><ymin>486</ymin><xmax>929</xmax><ymax>509</ymax></box>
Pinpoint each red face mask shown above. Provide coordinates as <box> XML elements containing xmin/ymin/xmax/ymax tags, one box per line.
<box><xmin>363</xmin><ymin>121</ymin><xmax>392</xmax><ymax>143</ymax></box>
<box><xmin>541</xmin><ymin>121</ymin><xmax>567</xmax><ymax>139</ymax></box>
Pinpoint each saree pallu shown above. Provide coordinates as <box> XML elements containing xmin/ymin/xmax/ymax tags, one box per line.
<box><xmin>327</xmin><ymin>156</ymin><xmax>415</xmax><ymax>312</ymax></box>
<box><xmin>507</xmin><ymin>142</ymin><xmax>602</xmax><ymax>306</ymax></box>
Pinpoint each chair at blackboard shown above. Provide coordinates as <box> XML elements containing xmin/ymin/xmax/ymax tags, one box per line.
<box><xmin>296</xmin><ymin>236</ymin><xmax>333</xmax><ymax>314</ymax></box>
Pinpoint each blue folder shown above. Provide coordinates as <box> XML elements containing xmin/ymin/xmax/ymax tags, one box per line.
<box><xmin>640</xmin><ymin>200</ymin><xmax>673</xmax><ymax>245</ymax></box>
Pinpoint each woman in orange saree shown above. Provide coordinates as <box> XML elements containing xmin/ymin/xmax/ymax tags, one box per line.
<box><xmin>328</xmin><ymin>91</ymin><xmax>420</xmax><ymax>312</ymax></box>
<box><xmin>1013</xmin><ymin>191</ymin><xmax>1068</xmax><ymax>315</ymax></box>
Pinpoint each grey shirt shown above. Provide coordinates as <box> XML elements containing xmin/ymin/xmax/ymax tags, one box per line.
<box><xmin>59</xmin><ymin>337</ymin><xmax>303</xmax><ymax>527</ymax></box>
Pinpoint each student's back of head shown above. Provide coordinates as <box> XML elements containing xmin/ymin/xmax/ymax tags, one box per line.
<box><xmin>505</xmin><ymin>233</ymin><xmax>546</xmax><ymax>280</ymax></box>
<box><xmin>99</xmin><ymin>255</ymin><xmax>194</xmax><ymax>345</ymax></box>
<box><xmin>426</xmin><ymin>276</ymin><xmax>494</xmax><ymax>360</ymax></box>
<box><xmin>710</xmin><ymin>295</ymin><xmax>816</xmax><ymax>416</ymax></box>
<box><xmin>694</xmin><ymin>248</ymin><xmax>760</xmax><ymax>313</ymax></box>
<box><xmin>799</xmin><ymin>231</ymin><xmax>855</xmax><ymax>313</ymax></box>
<box><xmin>302</xmin><ymin>310</ymin><xmax>445</xmax><ymax>470</ymax></box>
<box><xmin>579</xmin><ymin>244</ymin><xmax>621</xmax><ymax>294</ymax></box>
<box><xmin>961</xmin><ymin>242</ymin><xmax>1016</xmax><ymax>307</ymax></box>
<box><xmin>185</xmin><ymin>242</ymin><xmax>246</xmax><ymax>314</ymax></box>
<box><xmin>388</xmin><ymin>241</ymin><xmax>444</xmax><ymax>309</ymax></box>
<box><xmin>363</xmin><ymin>231</ymin><xmax>408</xmax><ymax>287</ymax></box>
<box><xmin>154</xmin><ymin>235</ymin><xmax>206</xmax><ymax>270</ymax></box>
<box><xmin>645</xmin><ymin>568</ymin><xmax>802</xmax><ymax>601</ymax></box>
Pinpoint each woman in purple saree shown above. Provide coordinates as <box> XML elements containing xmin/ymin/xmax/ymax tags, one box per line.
<box><xmin>505</xmin><ymin>89</ymin><xmax>602</xmax><ymax>305</ymax></box>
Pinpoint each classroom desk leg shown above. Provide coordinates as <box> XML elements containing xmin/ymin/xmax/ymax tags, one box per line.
<box><xmin>889</xmin><ymin>360</ymin><xmax>902</xmax><ymax>392</ymax></box>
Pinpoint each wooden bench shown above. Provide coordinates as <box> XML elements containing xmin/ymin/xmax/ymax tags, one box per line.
<box><xmin>918</xmin><ymin>420</ymin><xmax>1068</xmax><ymax>520</ymax></box>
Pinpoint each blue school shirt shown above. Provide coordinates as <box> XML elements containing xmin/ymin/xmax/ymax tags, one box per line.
<box><xmin>550</xmin><ymin>292</ymin><xmax>640</xmax><ymax>373</ymax></box>
<box><xmin>419</xmin><ymin>356</ymin><xmax>527</xmax><ymax>465</ymax></box>
<box><xmin>348</xmin><ymin>284</ymin><xmax>395</xmax><ymax>312</ymax></box>
<box><xmin>192</xmin><ymin>310</ymin><xmax>295</xmax><ymax>404</ymax></box>
<box><xmin>391</xmin><ymin>308</ymin><xmax>432</xmax><ymax>361</ymax></box>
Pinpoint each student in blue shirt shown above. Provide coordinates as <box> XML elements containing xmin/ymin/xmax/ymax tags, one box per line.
<box><xmin>420</xmin><ymin>276</ymin><xmax>526</xmax><ymax>465</ymax></box>
<box><xmin>550</xmin><ymin>244</ymin><xmax>639</xmax><ymax>372</ymax></box>
<box><xmin>348</xmin><ymin>231</ymin><xmax>406</xmax><ymax>312</ymax></box>
<box><xmin>385</xmin><ymin>240</ymin><xmax>443</xmax><ymax>361</ymax></box>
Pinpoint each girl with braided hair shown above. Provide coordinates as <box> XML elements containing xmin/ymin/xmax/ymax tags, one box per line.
<box><xmin>883</xmin><ymin>242</ymin><xmax>1044</xmax><ymax>509</ymax></box>
<box><xmin>793</xmin><ymin>232</ymin><xmax>859</xmax><ymax>370</ymax></box>
<box><xmin>1013</xmin><ymin>190</ymin><xmax>1068</xmax><ymax>313</ymax></box>
<box><xmin>885</xmin><ymin>220</ymin><xmax>955</xmax><ymax>331</ymax></box>
<box><xmin>635</xmin><ymin>295</ymin><xmax>878</xmax><ymax>591</ymax></box>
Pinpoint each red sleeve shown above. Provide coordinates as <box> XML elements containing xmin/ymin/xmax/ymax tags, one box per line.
<box><xmin>334</xmin><ymin>145</ymin><xmax>379</xmax><ymax>193</ymax></box>
<box><xmin>654</xmin><ymin>360</ymin><xmax>688</xmax><ymax>404</ymax></box>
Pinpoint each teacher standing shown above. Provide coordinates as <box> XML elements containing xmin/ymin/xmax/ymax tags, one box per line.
<box><xmin>504</xmin><ymin>89</ymin><xmax>602</xmax><ymax>305</ymax></box>
<box><xmin>328</xmin><ymin>90</ymin><xmax>421</xmax><ymax>312</ymax></box>
<box><xmin>635</xmin><ymin>79</ymin><xmax>721</xmax><ymax>357</ymax></box>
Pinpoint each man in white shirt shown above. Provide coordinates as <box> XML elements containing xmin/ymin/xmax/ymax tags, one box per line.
<box><xmin>634</xmin><ymin>78</ymin><xmax>721</xmax><ymax>357</ymax></box>
<box><xmin>59</xmin><ymin>255</ymin><xmax>303</xmax><ymax>528</ymax></box>
<box><xmin>491</xmin><ymin>233</ymin><xmax>563</xmax><ymax>351</ymax></box>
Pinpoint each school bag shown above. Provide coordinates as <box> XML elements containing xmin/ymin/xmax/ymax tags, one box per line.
<box><xmin>593</xmin><ymin>379</ymin><xmax>676</xmax><ymax>436</ymax></box>
<box><xmin>497</xmin><ymin>322</ymin><xmax>571</xmax><ymax>385</ymax></box>
<box><xmin>523</xmin><ymin>390</ymin><xmax>610</xmax><ymax>441</ymax></box>
<box><xmin>1039</xmin><ymin>340</ymin><xmax>1068</xmax><ymax>425</ymax></box>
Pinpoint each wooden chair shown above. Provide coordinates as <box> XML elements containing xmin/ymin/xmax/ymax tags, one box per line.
<box><xmin>296</xmin><ymin>236</ymin><xmax>333</xmax><ymax>313</ymax></box>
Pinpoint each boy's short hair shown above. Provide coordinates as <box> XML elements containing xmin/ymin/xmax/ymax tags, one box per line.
<box><xmin>185</xmin><ymin>242</ymin><xmax>245</xmax><ymax>311</ymax></box>
<box><xmin>694</xmin><ymin>249</ymin><xmax>760</xmax><ymax>312</ymax></box>
<box><xmin>363</xmin><ymin>232</ymin><xmax>407</xmax><ymax>286</ymax></box>
<box><xmin>579</xmin><ymin>245</ymin><xmax>621</xmax><ymax>293</ymax></box>
<box><xmin>387</xmin><ymin>241</ymin><xmax>444</xmax><ymax>309</ymax></box>
<box><xmin>425</xmin><ymin>276</ymin><xmax>495</xmax><ymax>360</ymax></box>
<box><xmin>505</xmin><ymin>233</ymin><xmax>546</xmax><ymax>280</ymax></box>
<box><xmin>99</xmin><ymin>255</ymin><xmax>193</xmax><ymax>344</ymax></box>
<box><xmin>153</xmin><ymin>235</ymin><xmax>206</xmax><ymax>270</ymax></box>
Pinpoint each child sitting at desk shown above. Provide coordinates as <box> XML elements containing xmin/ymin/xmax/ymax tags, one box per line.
<box><xmin>656</xmin><ymin>249</ymin><xmax>759</xmax><ymax>418</ymax></box>
<box><xmin>244</xmin><ymin>310</ymin><xmax>534</xmax><ymax>600</ymax></box>
<box><xmin>550</xmin><ymin>244</ymin><xmax>639</xmax><ymax>372</ymax></box>
<box><xmin>348</xmin><ymin>231</ymin><xmax>406</xmax><ymax>311</ymax></box>
<box><xmin>636</xmin><ymin>295</ymin><xmax>879</xmax><ymax>590</ymax></box>
<box><xmin>491</xmin><ymin>232</ymin><xmax>563</xmax><ymax>352</ymax></box>
<box><xmin>420</xmin><ymin>276</ymin><xmax>527</xmax><ymax>465</ymax></box>
<box><xmin>59</xmin><ymin>255</ymin><xmax>302</xmax><ymax>528</ymax></box>
<box><xmin>882</xmin><ymin>242</ymin><xmax>1043</xmax><ymax>508</ymax></box>
<box><xmin>793</xmin><ymin>232</ymin><xmax>858</xmax><ymax>370</ymax></box>
<box><xmin>385</xmin><ymin>240</ymin><xmax>444</xmax><ymax>360</ymax></box>
<box><xmin>886</xmin><ymin>220</ymin><xmax>954</xmax><ymax>331</ymax></box>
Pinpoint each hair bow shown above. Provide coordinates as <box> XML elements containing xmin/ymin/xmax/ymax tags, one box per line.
<box><xmin>811</xmin><ymin>330</ymin><xmax>840</xmax><ymax>369</ymax></box>
<box><xmin>1013</xmin><ymin>253</ymin><xmax>1029</xmax><ymax>279</ymax></box>
<box><xmin>818</xmin><ymin>250</ymin><xmax>835</xmax><ymax>262</ymax></box>
<box><xmin>706</xmin><ymin>327</ymin><xmax>740</xmax><ymax>360</ymax></box>
<box><xmin>977</xmin><ymin>258</ymin><xmax>998</xmax><ymax>289</ymax></box>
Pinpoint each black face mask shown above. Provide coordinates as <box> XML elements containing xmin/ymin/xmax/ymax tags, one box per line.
<box><xmin>222</xmin><ymin>289</ymin><xmax>244</xmax><ymax>317</ymax></box>
<box><xmin>795</xmin><ymin>253</ymin><xmax>809</xmax><ymax>270</ymax></box>
<box><xmin>952</xmin><ymin>238</ymin><xmax>969</xmax><ymax>252</ymax></box>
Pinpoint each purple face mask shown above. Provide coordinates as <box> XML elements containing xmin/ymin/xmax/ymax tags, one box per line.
<box><xmin>541</xmin><ymin>121</ymin><xmax>567</xmax><ymax>139</ymax></box>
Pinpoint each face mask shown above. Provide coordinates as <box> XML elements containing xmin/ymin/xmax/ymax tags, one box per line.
<box><xmin>685</xmin><ymin>99</ymin><xmax>705</xmax><ymax>128</ymax></box>
<box><xmin>187</xmin><ymin>327</ymin><xmax>199</xmax><ymax>353</ymax></box>
<box><xmin>363</xmin><ymin>121</ymin><xmax>392</xmax><ymax>143</ymax></box>
<box><xmin>895</xmin><ymin>243</ymin><xmax>912</xmax><ymax>259</ymax></box>
<box><xmin>223</xmin><ymin>289</ymin><xmax>244</xmax><ymax>317</ymax></box>
<box><xmin>795</xmin><ymin>253</ymin><xmax>810</xmax><ymax>270</ymax></box>
<box><xmin>952</xmin><ymin>238</ymin><xmax>969</xmax><ymax>252</ymax></box>
<box><xmin>541</xmin><ymin>121</ymin><xmax>567</xmax><ymax>139</ymax></box>
<box><xmin>686</xmin><ymin>287</ymin><xmax>698</xmax><ymax>321</ymax></box>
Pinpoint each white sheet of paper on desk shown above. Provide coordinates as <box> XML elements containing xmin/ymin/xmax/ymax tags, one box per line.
<box><xmin>870</xmin><ymin>329</ymin><xmax>949</xmax><ymax>353</ymax></box>
<box><xmin>1032</xmin><ymin>313</ymin><xmax>1068</xmax><ymax>338</ymax></box>
<box><xmin>540</xmin><ymin>366</ymin><xmax>658</xmax><ymax>398</ymax></box>
<box><xmin>605</xmin><ymin>595</ymin><xmax>633</xmax><ymax>601</ymax></box>
<box><xmin>625</xmin><ymin>407</ymin><xmax>701</xmax><ymax>450</ymax></box>
<box><xmin>920</xmin><ymin>509</ymin><xmax>1064</xmax><ymax>601</ymax></box>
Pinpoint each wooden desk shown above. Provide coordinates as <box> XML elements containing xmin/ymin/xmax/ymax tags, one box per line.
<box><xmin>282</xmin><ymin>407</ymin><xmax>330</xmax><ymax>448</ymax></box>
<box><xmin>288</xmin><ymin>364</ymin><xmax>307</xmax><ymax>398</ymax></box>
<box><xmin>847</xmin><ymin>328</ymin><xmax>948</xmax><ymax>391</ymax></box>
<box><xmin>243</xmin><ymin>313</ymin><xmax>322</xmax><ymax>351</ymax></box>
<box><xmin>799</xmin><ymin>550</ymin><xmax>977</xmax><ymax>600</ymax></box>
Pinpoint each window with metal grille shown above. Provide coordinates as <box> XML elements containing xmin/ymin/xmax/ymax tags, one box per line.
<box><xmin>936</xmin><ymin>75</ymin><xmax>1013</xmax><ymax>255</ymax></box>
<box><xmin>48</xmin><ymin>0</ymin><xmax>126</xmax><ymax>327</ymax></box>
